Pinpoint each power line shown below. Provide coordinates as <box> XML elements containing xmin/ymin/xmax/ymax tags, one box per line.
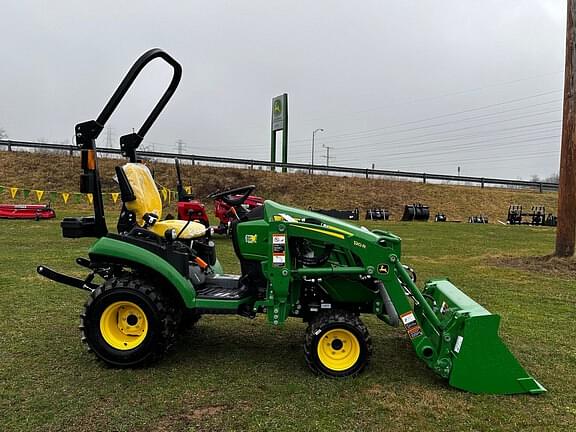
<box><xmin>337</xmin><ymin>134</ymin><xmax>561</xmax><ymax>165</ymax></box>
<box><xmin>322</xmin><ymin>144</ymin><xmax>335</xmax><ymax>166</ymax></box>
<box><xmin>300</xmin><ymin>71</ymin><xmax>563</xmax><ymax>123</ymax></box>
<box><xmin>285</xmin><ymin>90</ymin><xmax>562</xmax><ymax>145</ymax></box>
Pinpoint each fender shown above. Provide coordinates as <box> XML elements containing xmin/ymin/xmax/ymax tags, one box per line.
<box><xmin>88</xmin><ymin>236</ymin><xmax>196</xmax><ymax>307</ymax></box>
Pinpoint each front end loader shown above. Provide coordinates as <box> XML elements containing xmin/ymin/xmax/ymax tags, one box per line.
<box><xmin>37</xmin><ymin>49</ymin><xmax>545</xmax><ymax>395</ymax></box>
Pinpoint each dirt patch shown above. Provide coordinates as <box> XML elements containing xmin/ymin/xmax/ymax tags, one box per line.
<box><xmin>187</xmin><ymin>404</ymin><xmax>226</xmax><ymax>420</ymax></box>
<box><xmin>152</xmin><ymin>401</ymin><xmax>251</xmax><ymax>432</ymax></box>
<box><xmin>365</xmin><ymin>384</ymin><xmax>384</xmax><ymax>396</ymax></box>
<box><xmin>489</xmin><ymin>254</ymin><xmax>576</xmax><ymax>278</ymax></box>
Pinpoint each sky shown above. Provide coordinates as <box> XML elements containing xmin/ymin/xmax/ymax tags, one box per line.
<box><xmin>0</xmin><ymin>1</ymin><xmax>568</xmax><ymax>179</ymax></box>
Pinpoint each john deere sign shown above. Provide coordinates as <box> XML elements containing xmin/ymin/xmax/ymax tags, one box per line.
<box><xmin>272</xmin><ymin>95</ymin><xmax>285</xmax><ymax>131</ymax></box>
<box><xmin>271</xmin><ymin>93</ymin><xmax>288</xmax><ymax>172</ymax></box>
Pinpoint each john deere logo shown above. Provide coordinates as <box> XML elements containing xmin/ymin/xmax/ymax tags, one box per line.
<box><xmin>245</xmin><ymin>234</ymin><xmax>257</xmax><ymax>244</ymax></box>
<box><xmin>377</xmin><ymin>264</ymin><xmax>389</xmax><ymax>274</ymax></box>
<box><xmin>273</xmin><ymin>100</ymin><xmax>282</xmax><ymax>114</ymax></box>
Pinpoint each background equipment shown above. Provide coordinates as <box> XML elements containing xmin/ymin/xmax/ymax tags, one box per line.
<box><xmin>0</xmin><ymin>203</ymin><xmax>55</xmax><ymax>220</ymax></box>
<box><xmin>174</xmin><ymin>158</ymin><xmax>210</xmax><ymax>228</ymax></box>
<box><xmin>434</xmin><ymin>212</ymin><xmax>447</xmax><ymax>222</ymax></box>
<box><xmin>468</xmin><ymin>215</ymin><xmax>488</xmax><ymax>224</ymax></box>
<box><xmin>401</xmin><ymin>203</ymin><xmax>430</xmax><ymax>221</ymax></box>
<box><xmin>365</xmin><ymin>208</ymin><xmax>389</xmax><ymax>220</ymax></box>
<box><xmin>506</xmin><ymin>205</ymin><xmax>557</xmax><ymax>226</ymax></box>
<box><xmin>208</xmin><ymin>185</ymin><xmax>264</xmax><ymax>234</ymax></box>
<box><xmin>308</xmin><ymin>207</ymin><xmax>360</xmax><ymax>221</ymax></box>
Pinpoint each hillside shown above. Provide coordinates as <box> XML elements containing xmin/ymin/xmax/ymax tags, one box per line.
<box><xmin>0</xmin><ymin>149</ymin><xmax>558</xmax><ymax>222</ymax></box>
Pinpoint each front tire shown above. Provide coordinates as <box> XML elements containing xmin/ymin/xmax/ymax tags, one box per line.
<box><xmin>80</xmin><ymin>276</ymin><xmax>177</xmax><ymax>367</ymax></box>
<box><xmin>304</xmin><ymin>310</ymin><xmax>372</xmax><ymax>378</ymax></box>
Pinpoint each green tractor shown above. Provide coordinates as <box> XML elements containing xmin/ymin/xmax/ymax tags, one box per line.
<box><xmin>38</xmin><ymin>49</ymin><xmax>545</xmax><ymax>395</ymax></box>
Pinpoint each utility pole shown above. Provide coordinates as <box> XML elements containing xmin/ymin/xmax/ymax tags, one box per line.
<box><xmin>106</xmin><ymin>126</ymin><xmax>113</xmax><ymax>148</ymax></box>
<box><xmin>176</xmin><ymin>139</ymin><xmax>184</xmax><ymax>155</ymax></box>
<box><xmin>322</xmin><ymin>144</ymin><xmax>335</xmax><ymax>167</ymax></box>
<box><xmin>311</xmin><ymin>128</ymin><xmax>324</xmax><ymax>174</ymax></box>
<box><xmin>556</xmin><ymin>0</ymin><xmax>576</xmax><ymax>257</ymax></box>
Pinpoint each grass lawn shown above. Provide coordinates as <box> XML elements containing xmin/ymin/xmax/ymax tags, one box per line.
<box><xmin>1</xmin><ymin>213</ymin><xmax>575</xmax><ymax>431</ymax></box>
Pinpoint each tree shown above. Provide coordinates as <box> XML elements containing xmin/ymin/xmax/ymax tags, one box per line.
<box><xmin>544</xmin><ymin>172</ymin><xmax>560</xmax><ymax>183</ymax></box>
<box><xmin>0</xmin><ymin>127</ymin><xmax>7</xmax><ymax>139</ymax></box>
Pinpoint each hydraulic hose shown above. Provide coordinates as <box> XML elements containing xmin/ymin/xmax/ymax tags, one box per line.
<box><xmin>376</xmin><ymin>281</ymin><xmax>399</xmax><ymax>327</ymax></box>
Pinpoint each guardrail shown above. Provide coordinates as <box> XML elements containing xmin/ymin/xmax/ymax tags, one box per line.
<box><xmin>0</xmin><ymin>139</ymin><xmax>558</xmax><ymax>192</ymax></box>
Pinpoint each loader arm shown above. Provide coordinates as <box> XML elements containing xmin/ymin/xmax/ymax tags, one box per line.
<box><xmin>260</xmin><ymin>201</ymin><xmax>546</xmax><ymax>395</ymax></box>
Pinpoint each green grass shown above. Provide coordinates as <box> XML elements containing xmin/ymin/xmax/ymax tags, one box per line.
<box><xmin>1</xmin><ymin>214</ymin><xmax>575</xmax><ymax>431</ymax></box>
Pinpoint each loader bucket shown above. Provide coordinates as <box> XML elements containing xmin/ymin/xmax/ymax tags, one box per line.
<box><xmin>421</xmin><ymin>279</ymin><xmax>546</xmax><ymax>395</ymax></box>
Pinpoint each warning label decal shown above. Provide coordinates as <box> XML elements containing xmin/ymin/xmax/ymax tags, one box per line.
<box><xmin>273</xmin><ymin>254</ymin><xmax>286</xmax><ymax>265</ymax></box>
<box><xmin>272</xmin><ymin>234</ymin><xmax>286</xmax><ymax>267</ymax></box>
<box><xmin>440</xmin><ymin>301</ymin><xmax>449</xmax><ymax>315</ymax></box>
<box><xmin>272</xmin><ymin>234</ymin><xmax>286</xmax><ymax>244</ymax></box>
<box><xmin>400</xmin><ymin>311</ymin><xmax>422</xmax><ymax>339</ymax></box>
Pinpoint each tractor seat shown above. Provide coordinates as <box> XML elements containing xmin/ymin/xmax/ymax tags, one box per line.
<box><xmin>116</xmin><ymin>163</ymin><xmax>206</xmax><ymax>239</ymax></box>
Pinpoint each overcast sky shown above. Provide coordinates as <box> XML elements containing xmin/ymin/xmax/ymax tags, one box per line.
<box><xmin>0</xmin><ymin>1</ymin><xmax>567</xmax><ymax>179</ymax></box>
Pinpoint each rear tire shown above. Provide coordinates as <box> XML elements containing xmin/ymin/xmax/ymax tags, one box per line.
<box><xmin>304</xmin><ymin>310</ymin><xmax>372</xmax><ymax>378</ymax></box>
<box><xmin>80</xmin><ymin>276</ymin><xmax>178</xmax><ymax>367</ymax></box>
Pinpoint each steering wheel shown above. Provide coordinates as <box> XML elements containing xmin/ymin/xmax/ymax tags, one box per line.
<box><xmin>207</xmin><ymin>185</ymin><xmax>256</xmax><ymax>206</ymax></box>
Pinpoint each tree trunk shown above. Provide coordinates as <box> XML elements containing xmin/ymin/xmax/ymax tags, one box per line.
<box><xmin>555</xmin><ymin>0</ymin><xmax>576</xmax><ymax>257</ymax></box>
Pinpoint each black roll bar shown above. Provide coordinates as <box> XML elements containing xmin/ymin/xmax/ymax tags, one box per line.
<box><xmin>76</xmin><ymin>48</ymin><xmax>182</xmax><ymax>159</ymax></box>
<box><xmin>72</xmin><ymin>49</ymin><xmax>182</xmax><ymax>238</ymax></box>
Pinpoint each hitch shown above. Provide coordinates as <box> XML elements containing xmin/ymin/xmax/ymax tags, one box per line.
<box><xmin>37</xmin><ymin>265</ymin><xmax>97</xmax><ymax>292</ymax></box>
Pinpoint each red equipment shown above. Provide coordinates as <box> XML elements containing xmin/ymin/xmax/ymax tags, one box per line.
<box><xmin>174</xmin><ymin>158</ymin><xmax>263</xmax><ymax>234</ymax></box>
<box><xmin>176</xmin><ymin>200</ymin><xmax>210</xmax><ymax>227</ymax></box>
<box><xmin>208</xmin><ymin>185</ymin><xmax>263</xmax><ymax>234</ymax></box>
<box><xmin>174</xmin><ymin>159</ymin><xmax>210</xmax><ymax>227</ymax></box>
<box><xmin>0</xmin><ymin>203</ymin><xmax>56</xmax><ymax>220</ymax></box>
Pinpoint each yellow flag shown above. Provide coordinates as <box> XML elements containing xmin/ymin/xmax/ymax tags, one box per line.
<box><xmin>10</xmin><ymin>187</ymin><xmax>18</xmax><ymax>198</ymax></box>
<box><xmin>184</xmin><ymin>186</ymin><xmax>192</xmax><ymax>195</ymax></box>
<box><xmin>62</xmin><ymin>193</ymin><xmax>70</xmax><ymax>204</ymax></box>
<box><xmin>35</xmin><ymin>190</ymin><xmax>44</xmax><ymax>202</ymax></box>
<box><xmin>111</xmin><ymin>192</ymin><xmax>120</xmax><ymax>203</ymax></box>
<box><xmin>87</xmin><ymin>193</ymin><xmax>93</xmax><ymax>204</ymax></box>
<box><xmin>161</xmin><ymin>188</ymin><xmax>168</xmax><ymax>202</ymax></box>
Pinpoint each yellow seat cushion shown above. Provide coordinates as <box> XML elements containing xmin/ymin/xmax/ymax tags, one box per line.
<box><xmin>123</xmin><ymin>163</ymin><xmax>163</xmax><ymax>225</ymax></box>
<box><xmin>121</xmin><ymin>163</ymin><xmax>206</xmax><ymax>240</ymax></box>
<box><xmin>150</xmin><ymin>219</ymin><xmax>207</xmax><ymax>240</ymax></box>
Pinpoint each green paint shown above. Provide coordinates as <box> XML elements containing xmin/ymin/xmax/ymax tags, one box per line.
<box><xmin>88</xmin><ymin>236</ymin><xmax>196</xmax><ymax>307</ymax></box>
<box><xmin>413</xmin><ymin>279</ymin><xmax>546</xmax><ymax>394</ymax></box>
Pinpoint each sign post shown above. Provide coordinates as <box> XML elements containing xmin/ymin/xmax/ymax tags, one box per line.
<box><xmin>271</xmin><ymin>93</ymin><xmax>288</xmax><ymax>172</ymax></box>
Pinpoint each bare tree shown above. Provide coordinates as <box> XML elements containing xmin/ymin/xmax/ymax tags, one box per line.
<box><xmin>544</xmin><ymin>172</ymin><xmax>560</xmax><ymax>183</ymax></box>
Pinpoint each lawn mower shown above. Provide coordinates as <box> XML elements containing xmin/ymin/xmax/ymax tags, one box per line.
<box><xmin>207</xmin><ymin>184</ymin><xmax>263</xmax><ymax>234</ymax></box>
<box><xmin>36</xmin><ymin>49</ymin><xmax>545</xmax><ymax>395</ymax></box>
<box><xmin>174</xmin><ymin>158</ymin><xmax>263</xmax><ymax>235</ymax></box>
<box><xmin>174</xmin><ymin>158</ymin><xmax>210</xmax><ymax>228</ymax></box>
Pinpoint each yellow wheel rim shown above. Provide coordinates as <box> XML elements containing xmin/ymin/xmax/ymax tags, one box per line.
<box><xmin>317</xmin><ymin>328</ymin><xmax>361</xmax><ymax>372</ymax></box>
<box><xmin>100</xmin><ymin>301</ymin><xmax>148</xmax><ymax>350</ymax></box>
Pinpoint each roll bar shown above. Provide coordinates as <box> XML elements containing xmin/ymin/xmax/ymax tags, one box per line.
<box><xmin>76</xmin><ymin>48</ymin><xmax>182</xmax><ymax>161</ymax></box>
<box><xmin>72</xmin><ymin>49</ymin><xmax>182</xmax><ymax>238</ymax></box>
